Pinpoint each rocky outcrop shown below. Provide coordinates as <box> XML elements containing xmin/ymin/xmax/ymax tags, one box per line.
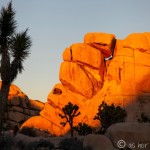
<box><xmin>22</xmin><ymin>84</ymin><xmax>86</xmax><ymax>136</ymax></box>
<box><xmin>84</xmin><ymin>32</ymin><xmax>116</xmax><ymax>58</ymax></box>
<box><xmin>83</xmin><ymin>134</ymin><xmax>116</xmax><ymax>150</ymax></box>
<box><xmin>105</xmin><ymin>123</ymin><xmax>150</xmax><ymax>149</ymax></box>
<box><xmin>0</xmin><ymin>82</ymin><xmax>45</xmax><ymax>129</ymax></box>
<box><xmin>22</xmin><ymin>32</ymin><xmax>150</xmax><ymax>136</ymax></box>
<box><xmin>61</xmin><ymin>43</ymin><xmax>105</xmax><ymax>98</ymax></box>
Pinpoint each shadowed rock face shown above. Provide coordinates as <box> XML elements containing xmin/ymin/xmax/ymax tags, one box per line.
<box><xmin>105</xmin><ymin>123</ymin><xmax>150</xmax><ymax>149</ymax></box>
<box><xmin>0</xmin><ymin>82</ymin><xmax>44</xmax><ymax>129</ymax></box>
<box><xmin>22</xmin><ymin>32</ymin><xmax>150</xmax><ymax>136</ymax></box>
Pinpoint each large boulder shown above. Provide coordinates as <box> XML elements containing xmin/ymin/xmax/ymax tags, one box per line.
<box><xmin>123</xmin><ymin>32</ymin><xmax>150</xmax><ymax>53</ymax></box>
<box><xmin>105</xmin><ymin>123</ymin><xmax>150</xmax><ymax>150</ymax></box>
<box><xmin>60</xmin><ymin>43</ymin><xmax>105</xmax><ymax>98</ymax></box>
<box><xmin>29</xmin><ymin>99</ymin><xmax>44</xmax><ymax>111</ymax></box>
<box><xmin>83</xmin><ymin>134</ymin><xmax>116</xmax><ymax>150</ymax></box>
<box><xmin>84</xmin><ymin>32</ymin><xmax>116</xmax><ymax>58</ymax></box>
<box><xmin>59</xmin><ymin>62</ymin><xmax>94</xmax><ymax>98</ymax></box>
<box><xmin>21</xmin><ymin>116</ymin><xmax>70</xmax><ymax>137</ymax></box>
<box><xmin>63</xmin><ymin>43</ymin><xmax>104</xmax><ymax>69</ymax></box>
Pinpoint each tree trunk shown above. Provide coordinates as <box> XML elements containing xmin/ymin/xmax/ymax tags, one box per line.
<box><xmin>0</xmin><ymin>82</ymin><xmax>10</xmax><ymax>133</ymax></box>
<box><xmin>70</xmin><ymin>119</ymin><xmax>74</xmax><ymax>138</ymax></box>
<box><xmin>0</xmin><ymin>51</ymin><xmax>11</xmax><ymax>133</ymax></box>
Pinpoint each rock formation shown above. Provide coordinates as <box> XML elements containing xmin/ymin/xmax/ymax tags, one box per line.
<box><xmin>0</xmin><ymin>82</ymin><xmax>44</xmax><ymax>129</ymax></box>
<box><xmin>83</xmin><ymin>134</ymin><xmax>115</xmax><ymax>150</ymax></box>
<box><xmin>105</xmin><ymin>122</ymin><xmax>150</xmax><ymax>149</ymax></box>
<box><xmin>21</xmin><ymin>32</ymin><xmax>150</xmax><ymax>136</ymax></box>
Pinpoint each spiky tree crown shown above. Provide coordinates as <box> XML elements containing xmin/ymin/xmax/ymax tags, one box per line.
<box><xmin>59</xmin><ymin>102</ymin><xmax>80</xmax><ymax>127</ymax></box>
<box><xmin>0</xmin><ymin>2</ymin><xmax>16</xmax><ymax>48</ymax></box>
<box><xmin>0</xmin><ymin>1</ymin><xmax>32</xmax><ymax>83</ymax></box>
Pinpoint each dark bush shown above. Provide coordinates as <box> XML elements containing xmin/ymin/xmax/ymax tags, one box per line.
<box><xmin>94</xmin><ymin>101</ymin><xmax>127</xmax><ymax>133</ymax></box>
<box><xmin>59</xmin><ymin>138</ymin><xmax>83</xmax><ymax>150</ymax></box>
<box><xmin>74</xmin><ymin>123</ymin><xmax>92</xmax><ymax>136</ymax></box>
<box><xmin>19</xmin><ymin>126</ymin><xmax>36</xmax><ymax>137</ymax></box>
<box><xmin>138</xmin><ymin>113</ymin><xmax>150</xmax><ymax>123</ymax></box>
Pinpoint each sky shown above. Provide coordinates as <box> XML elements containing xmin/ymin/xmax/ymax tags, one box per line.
<box><xmin>0</xmin><ymin>0</ymin><xmax>150</xmax><ymax>102</ymax></box>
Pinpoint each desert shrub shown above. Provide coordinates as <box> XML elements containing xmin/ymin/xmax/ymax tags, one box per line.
<box><xmin>59</xmin><ymin>138</ymin><xmax>83</xmax><ymax>150</ymax></box>
<box><xmin>74</xmin><ymin>123</ymin><xmax>92</xmax><ymax>136</ymax></box>
<box><xmin>19</xmin><ymin>126</ymin><xmax>36</xmax><ymax>137</ymax></box>
<box><xmin>0</xmin><ymin>135</ymin><xmax>14</xmax><ymax>150</ymax></box>
<box><xmin>94</xmin><ymin>101</ymin><xmax>127</xmax><ymax>133</ymax></box>
<box><xmin>138</xmin><ymin>113</ymin><xmax>150</xmax><ymax>123</ymax></box>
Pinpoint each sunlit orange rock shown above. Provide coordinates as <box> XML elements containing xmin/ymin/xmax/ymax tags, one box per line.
<box><xmin>20</xmin><ymin>116</ymin><xmax>70</xmax><ymax>136</ymax></box>
<box><xmin>84</xmin><ymin>32</ymin><xmax>116</xmax><ymax>58</ymax></box>
<box><xmin>63</xmin><ymin>43</ymin><xmax>104</xmax><ymax>69</ymax></box>
<box><xmin>21</xmin><ymin>83</ymin><xmax>86</xmax><ymax>136</ymax></box>
<box><xmin>59</xmin><ymin>62</ymin><xmax>94</xmax><ymax>98</ymax></box>
<box><xmin>29</xmin><ymin>99</ymin><xmax>44</xmax><ymax>111</ymax></box>
<box><xmin>62</xmin><ymin>47</ymin><xmax>72</xmax><ymax>62</ymax></box>
<box><xmin>60</xmin><ymin>45</ymin><xmax>105</xmax><ymax>97</ymax></box>
<box><xmin>123</xmin><ymin>33</ymin><xmax>150</xmax><ymax>53</ymax></box>
<box><xmin>47</xmin><ymin>83</ymin><xmax>85</xmax><ymax>107</ymax></box>
<box><xmin>22</xmin><ymin>32</ymin><xmax>150</xmax><ymax>136</ymax></box>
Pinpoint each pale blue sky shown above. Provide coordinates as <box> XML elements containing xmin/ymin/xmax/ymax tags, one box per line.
<box><xmin>0</xmin><ymin>0</ymin><xmax>150</xmax><ymax>102</ymax></box>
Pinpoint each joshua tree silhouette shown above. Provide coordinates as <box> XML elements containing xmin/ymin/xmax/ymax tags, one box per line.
<box><xmin>59</xmin><ymin>102</ymin><xmax>80</xmax><ymax>137</ymax></box>
<box><xmin>0</xmin><ymin>2</ymin><xmax>32</xmax><ymax>132</ymax></box>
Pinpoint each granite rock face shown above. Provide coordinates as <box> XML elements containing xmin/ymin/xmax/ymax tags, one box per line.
<box><xmin>0</xmin><ymin>82</ymin><xmax>44</xmax><ymax>129</ymax></box>
<box><xmin>105</xmin><ymin>123</ymin><xmax>150</xmax><ymax>149</ymax></box>
<box><xmin>83</xmin><ymin>134</ymin><xmax>116</xmax><ymax>150</ymax></box>
<box><xmin>84</xmin><ymin>32</ymin><xmax>116</xmax><ymax>58</ymax></box>
<box><xmin>22</xmin><ymin>32</ymin><xmax>150</xmax><ymax>136</ymax></box>
<box><xmin>61</xmin><ymin>43</ymin><xmax>105</xmax><ymax>98</ymax></box>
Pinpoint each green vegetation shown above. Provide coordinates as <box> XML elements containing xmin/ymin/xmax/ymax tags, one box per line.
<box><xmin>94</xmin><ymin>101</ymin><xmax>127</xmax><ymax>133</ymax></box>
<box><xmin>0</xmin><ymin>1</ymin><xmax>32</xmax><ymax>132</ymax></box>
<box><xmin>59</xmin><ymin>102</ymin><xmax>80</xmax><ymax>138</ymax></box>
<box><xmin>74</xmin><ymin>123</ymin><xmax>92</xmax><ymax>136</ymax></box>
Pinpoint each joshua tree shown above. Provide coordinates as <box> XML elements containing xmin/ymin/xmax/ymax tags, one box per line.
<box><xmin>0</xmin><ymin>2</ymin><xmax>32</xmax><ymax>132</ymax></box>
<box><xmin>59</xmin><ymin>102</ymin><xmax>80</xmax><ymax>138</ymax></box>
<box><xmin>94</xmin><ymin>101</ymin><xmax>127</xmax><ymax>133</ymax></box>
